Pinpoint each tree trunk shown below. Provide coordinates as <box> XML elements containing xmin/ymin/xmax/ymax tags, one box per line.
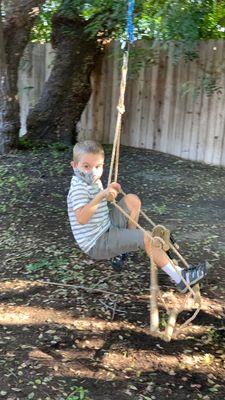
<box><xmin>26</xmin><ymin>11</ymin><xmax>100</xmax><ymax>145</ymax></box>
<box><xmin>0</xmin><ymin>0</ymin><xmax>45</xmax><ymax>154</ymax></box>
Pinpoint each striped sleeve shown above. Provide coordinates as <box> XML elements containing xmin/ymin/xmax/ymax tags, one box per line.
<box><xmin>69</xmin><ymin>180</ymin><xmax>89</xmax><ymax>211</ymax></box>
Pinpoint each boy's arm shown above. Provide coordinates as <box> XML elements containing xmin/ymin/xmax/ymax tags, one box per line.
<box><xmin>75</xmin><ymin>183</ymin><xmax>120</xmax><ymax>225</ymax></box>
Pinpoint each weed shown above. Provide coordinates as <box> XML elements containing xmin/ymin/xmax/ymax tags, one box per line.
<box><xmin>48</xmin><ymin>162</ymin><xmax>65</xmax><ymax>176</ymax></box>
<box><xmin>153</xmin><ymin>204</ymin><xmax>167</xmax><ymax>215</ymax></box>
<box><xmin>25</xmin><ymin>258</ymin><xmax>68</xmax><ymax>273</ymax></box>
<box><xmin>0</xmin><ymin>204</ymin><xmax>7</xmax><ymax>213</ymax></box>
<box><xmin>41</xmin><ymin>159</ymin><xmax>49</xmax><ymax>167</ymax></box>
<box><xmin>159</xmin><ymin>312</ymin><xmax>168</xmax><ymax>329</ymax></box>
<box><xmin>202</xmin><ymin>326</ymin><xmax>225</xmax><ymax>345</ymax></box>
<box><xmin>48</xmin><ymin>142</ymin><xmax>69</xmax><ymax>152</ymax></box>
<box><xmin>203</xmin><ymin>353</ymin><xmax>215</xmax><ymax>366</ymax></box>
<box><xmin>0</xmin><ymin>166</ymin><xmax>8</xmax><ymax>183</ymax></box>
<box><xmin>19</xmin><ymin>137</ymin><xmax>34</xmax><ymax>150</ymax></box>
<box><xmin>51</xmin><ymin>193</ymin><xmax>63</xmax><ymax>199</ymax></box>
<box><xmin>66</xmin><ymin>386</ymin><xmax>92</xmax><ymax>400</ymax></box>
<box><xmin>24</xmin><ymin>258</ymin><xmax>85</xmax><ymax>283</ymax></box>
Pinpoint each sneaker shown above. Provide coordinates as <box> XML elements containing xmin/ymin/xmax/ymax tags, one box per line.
<box><xmin>110</xmin><ymin>253</ymin><xmax>128</xmax><ymax>273</ymax></box>
<box><xmin>121</xmin><ymin>252</ymin><xmax>129</xmax><ymax>262</ymax></box>
<box><xmin>166</xmin><ymin>248</ymin><xmax>174</xmax><ymax>259</ymax></box>
<box><xmin>176</xmin><ymin>262</ymin><xmax>211</xmax><ymax>293</ymax></box>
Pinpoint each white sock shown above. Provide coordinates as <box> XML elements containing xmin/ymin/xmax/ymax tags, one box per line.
<box><xmin>162</xmin><ymin>262</ymin><xmax>183</xmax><ymax>284</ymax></box>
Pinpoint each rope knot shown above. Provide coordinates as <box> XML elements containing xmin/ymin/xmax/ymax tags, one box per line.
<box><xmin>117</xmin><ymin>104</ymin><xmax>125</xmax><ymax>114</ymax></box>
<box><xmin>152</xmin><ymin>236</ymin><xmax>164</xmax><ymax>249</ymax></box>
<box><xmin>152</xmin><ymin>224</ymin><xmax>170</xmax><ymax>252</ymax></box>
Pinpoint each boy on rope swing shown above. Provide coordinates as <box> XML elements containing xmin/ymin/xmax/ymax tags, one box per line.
<box><xmin>67</xmin><ymin>140</ymin><xmax>210</xmax><ymax>293</ymax></box>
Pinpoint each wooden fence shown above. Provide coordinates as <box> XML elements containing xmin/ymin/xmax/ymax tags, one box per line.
<box><xmin>78</xmin><ymin>40</ymin><xmax>225</xmax><ymax>166</ymax></box>
<box><xmin>19</xmin><ymin>41</ymin><xmax>225</xmax><ymax>166</ymax></box>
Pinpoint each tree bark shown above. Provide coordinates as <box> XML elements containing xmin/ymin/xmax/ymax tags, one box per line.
<box><xmin>0</xmin><ymin>0</ymin><xmax>45</xmax><ymax>154</ymax></box>
<box><xmin>26</xmin><ymin>11</ymin><xmax>100</xmax><ymax>145</ymax></box>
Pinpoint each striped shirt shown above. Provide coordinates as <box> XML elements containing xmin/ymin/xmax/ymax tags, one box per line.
<box><xmin>67</xmin><ymin>175</ymin><xmax>111</xmax><ymax>253</ymax></box>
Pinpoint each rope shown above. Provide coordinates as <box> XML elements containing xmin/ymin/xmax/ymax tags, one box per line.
<box><xmin>114</xmin><ymin>124</ymin><xmax>121</xmax><ymax>183</ymax></box>
<box><xmin>108</xmin><ymin>1</ymin><xmax>135</xmax><ymax>185</ymax></box>
<box><xmin>174</xmin><ymin>284</ymin><xmax>201</xmax><ymax>335</ymax></box>
<box><xmin>150</xmin><ymin>255</ymin><xmax>159</xmax><ymax>332</ymax></box>
<box><xmin>107</xmin><ymin>51</ymin><xmax>129</xmax><ymax>186</ymax></box>
<box><xmin>105</xmin><ymin>0</ymin><xmax>201</xmax><ymax>340</ymax></box>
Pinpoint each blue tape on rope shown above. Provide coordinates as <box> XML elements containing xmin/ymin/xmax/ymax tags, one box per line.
<box><xmin>127</xmin><ymin>0</ymin><xmax>135</xmax><ymax>43</ymax></box>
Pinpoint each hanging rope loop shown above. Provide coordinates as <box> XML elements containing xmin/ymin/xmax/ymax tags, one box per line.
<box><xmin>105</xmin><ymin>0</ymin><xmax>202</xmax><ymax>341</ymax></box>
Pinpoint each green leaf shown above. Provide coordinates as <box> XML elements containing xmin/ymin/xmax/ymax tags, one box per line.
<box><xmin>208</xmin><ymin>387</ymin><xmax>219</xmax><ymax>392</ymax></box>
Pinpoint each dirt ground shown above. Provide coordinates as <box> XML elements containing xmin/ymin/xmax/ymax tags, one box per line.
<box><xmin>0</xmin><ymin>144</ymin><xmax>225</xmax><ymax>400</ymax></box>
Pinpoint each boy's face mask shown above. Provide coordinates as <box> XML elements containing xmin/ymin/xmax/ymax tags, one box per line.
<box><xmin>73</xmin><ymin>168</ymin><xmax>97</xmax><ymax>185</ymax></box>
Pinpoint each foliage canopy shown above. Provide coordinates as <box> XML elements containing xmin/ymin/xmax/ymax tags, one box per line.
<box><xmin>31</xmin><ymin>0</ymin><xmax>225</xmax><ymax>44</ymax></box>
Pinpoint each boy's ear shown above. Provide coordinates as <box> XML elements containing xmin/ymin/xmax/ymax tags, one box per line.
<box><xmin>71</xmin><ymin>161</ymin><xmax>77</xmax><ymax>169</ymax></box>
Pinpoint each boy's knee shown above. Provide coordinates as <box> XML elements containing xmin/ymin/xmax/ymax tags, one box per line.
<box><xmin>124</xmin><ymin>193</ymin><xmax>141</xmax><ymax>211</ymax></box>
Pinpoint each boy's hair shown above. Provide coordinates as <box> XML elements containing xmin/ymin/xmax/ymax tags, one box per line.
<box><xmin>73</xmin><ymin>140</ymin><xmax>104</xmax><ymax>162</ymax></box>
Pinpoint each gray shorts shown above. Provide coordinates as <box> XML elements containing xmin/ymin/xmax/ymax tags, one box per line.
<box><xmin>87</xmin><ymin>198</ymin><xmax>145</xmax><ymax>260</ymax></box>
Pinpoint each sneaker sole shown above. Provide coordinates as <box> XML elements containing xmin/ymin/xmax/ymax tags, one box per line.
<box><xmin>177</xmin><ymin>261</ymin><xmax>212</xmax><ymax>293</ymax></box>
<box><xmin>179</xmin><ymin>278</ymin><xmax>202</xmax><ymax>293</ymax></box>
